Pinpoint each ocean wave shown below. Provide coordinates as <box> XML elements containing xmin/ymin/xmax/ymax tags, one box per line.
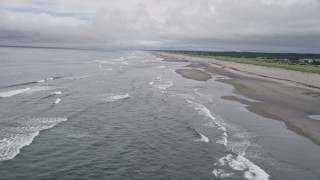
<box><xmin>69</xmin><ymin>75</ymin><xmax>89</xmax><ymax>81</ymax></box>
<box><xmin>186</xmin><ymin>100</ymin><xmax>228</xmax><ymax>146</ymax></box>
<box><xmin>0</xmin><ymin>88</ymin><xmax>31</xmax><ymax>98</ymax></box>
<box><xmin>37</xmin><ymin>77</ymin><xmax>55</xmax><ymax>83</ymax></box>
<box><xmin>213</xmin><ymin>154</ymin><xmax>270</xmax><ymax>180</ymax></box>
<box><xmin>95</xmin><ymin>58</ymin><xmax>129</xmax><ymax>65</ymax></box>
<box><xmin>26</xmin><ymin>86</ymin><xmax>52</xmax><ymax>94</ymax></box>
<box><xmin>216</xmin><ymin>133</ymin><xmax>228</xmax><ymax>146</ymax></box>
<box><xmin>175</xmin><ymin>93</ymin><xmax>195</xmax><ymax>100</ymax></box>
<box><xmin>142</xmin><ymin>60</ymin><xmax>152</xmax><ymax>63</ymax></box>
<box><xmin>197</xmin><ymin>132</ymin><xmax>209</xmax><ymax>143</ymax></box>
<box><xmin>212</xmin><ymin>168</ymin><xmax>234</xmax><ymax>178</ymax></box>
<box><xmin>36</xmin><ymin>80</ymin><xmax>45</xmax><ymax>83</ymax></box>
<box><xmin>0</xmin><ymin>117</ymin><xmax>67</xmax><ymax>161</ymax></box>
<box><xmin>105</xmin><ymin>93</ymin><xmax>129</xmax><ymax>102</ymax></box>
<box><xmin>153</xmin><ymin>81</ymin><xmax>173</xmax><ymax>90</ymax></box>
<box><xmin>51</xmin><ymin>91</ymin><xmax>62</xmax><ymax>95</ymax></box>
<box><xmin>156</xmin><ymin>75</ymin><xmax>162</xmax><ymax>81</ymax></box>
<box><xmin>54</xmin><ymin>98</ymin><xmax>62</xmax><ymax>104</ymax></box>
<box><xmin>103</xmin><ymin>68</ymin><xmax>113</xmax><ymax>71</ymax></box>
<box><xmin>4</xmin><ymin>77</ymin><xmax>59</xmax><ymax>89</ymax></box>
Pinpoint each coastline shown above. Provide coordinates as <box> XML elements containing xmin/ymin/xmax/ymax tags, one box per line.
<box><xmin>154</xmin><ymin>52</ymin><xmax>320</xmax><ymax>146</ymax></box>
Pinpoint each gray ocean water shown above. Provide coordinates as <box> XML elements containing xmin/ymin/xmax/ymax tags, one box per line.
<box><xmin>0</xmin><ymin>47</ymin><xmax>320</xmax><ymax>180</ymax></box>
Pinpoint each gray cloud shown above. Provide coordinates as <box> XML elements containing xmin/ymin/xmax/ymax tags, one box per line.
<box><xmin>0</xmin><ymin>0</ymin><xmax>319</xmax><ymax>52</ymax></box>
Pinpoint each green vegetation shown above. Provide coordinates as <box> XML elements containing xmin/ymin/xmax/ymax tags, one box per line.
<box><xmin>162</xmin><ymin>51</ymin><xmax>320</xmax><ymax>74</ymax></box>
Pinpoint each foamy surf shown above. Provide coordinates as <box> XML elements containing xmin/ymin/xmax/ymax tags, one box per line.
<box><xmin>69</xmin><ymin>76</ymin><xmax>89</xmax><ymax>81</ymax></box>
<box><xmin>0</xmin><ymin>88</ymin><xmax>31</xmax><ymax>98</ymax></box>
<box><xmin>0</xmin><ymin>117</ymin><xmax>67</xmax><ymax>161</ymax></box>
<box><xmin>26</xmin><ymin>86</ymin><xmax>52</xmax><ymax>94</ymax></box>
<box><xmin>36</xmin><ymin>80</ymin><xmax>45</xmax><ymax>83</ymax></box>
<box><xmin>197</xmin><ymin>133</ymin><xmax>209</xmax><ymax>143</ymax></box>
<box><xmin>36</xmin><ymin>77</ymin><xmax>54</xmax><ymax>83</ymax></box>
<box><xmin>51</xmin><ymin>91</ymin><xmax>62</xmax><ymax>95</ymax></box>
<box><xmin>95</xmin><ymin>58</ymin><xmax>129</xmax><ymax>66</ymax></box>
<box><xmin>217</xmin><ymin>134</ymin><xmax>228</xmax><ymax>146</ymax></box>
<box><xmin>103</xmin><ymin>68</ymin><xmax>113</xmax><ymax>71</ymax></box>
<box><xmin>213</xmin><ymin>154</ymin><xmax>270</xmax><ymax>180</ymax></box>
<box><xmin>150</xmin><ymin>74</ymin><xmax>173</xmax><ymax>90</ymax></box>
<box><xmin>187</xmin><ymin>100</ymin><xmax>228</xmax><ymax>147</ymax></box>
<box><xmin>54</xmin><ymin>98</ymin><xmax>62</xmax><ymax>104</ymax></box>
<box><xmin>105</xmin><ymin>93</ymin><xmax>129</xmax><ymax>102</ymax></box>
<box><xmin>153</xmin><ymin>81</ymin><xmax>173</xmax><ymax>90</ymax></box>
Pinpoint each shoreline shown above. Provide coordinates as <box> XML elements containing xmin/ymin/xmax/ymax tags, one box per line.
<box><xmin>154</xmin><ymin>52</ymin><xmax>320</xmax><ymax>146</ymax></box>
<box><xmin>156</xmin><ymin>52</ymin><xmax>320</xmax><ymax>92</ymax></box>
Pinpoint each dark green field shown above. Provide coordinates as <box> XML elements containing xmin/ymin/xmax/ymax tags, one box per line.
<box><xmin>163</xmin><ymin>51</ymin><xmax>320</xmax><ymax>74</ymax></box>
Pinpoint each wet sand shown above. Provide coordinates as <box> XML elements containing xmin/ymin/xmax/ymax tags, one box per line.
<box><xmin>154</xmin><ymin>52</ymin><xmax>320</xmax><ymax>146</ymax></box>
<box><xmin>175</xmin><ymin>69</ymin><xmax>212</xmax><ymax>81</ymax></box>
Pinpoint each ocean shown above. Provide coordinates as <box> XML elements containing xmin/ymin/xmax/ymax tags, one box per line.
<box><xmin>0</xmin><ymin>47</ymin><xmax>319</xmax><ymax>179</ymax></box>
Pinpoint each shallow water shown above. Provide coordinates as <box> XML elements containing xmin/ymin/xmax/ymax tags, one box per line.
<box><xmin>0</xmin><ymin>47</ymin><xmax>319</xmax><ymax>179</ymax></box>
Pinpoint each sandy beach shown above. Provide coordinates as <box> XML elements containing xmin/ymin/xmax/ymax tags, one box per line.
<box><xmin>155</xmin><ymin>52</ymin><xmax>320</xmax><ymax>146</ymax></box>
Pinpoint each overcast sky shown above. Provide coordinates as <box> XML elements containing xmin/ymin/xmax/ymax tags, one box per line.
<box><xmin>0</xmin><ymin>0</ymin><xmax>320</xmax><ymax>53</ymax></box>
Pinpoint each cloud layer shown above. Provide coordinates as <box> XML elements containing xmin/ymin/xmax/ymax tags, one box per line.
<box><xmin>1</xmin><ymin>0</ymin><xmax>320</xmax><ymax>52</ymax></box>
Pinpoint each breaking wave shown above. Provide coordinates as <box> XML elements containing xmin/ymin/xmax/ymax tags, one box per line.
<box><xmin>0</xmin><ymin>117</ymin><xmax>67</xmax><ymax>161</ymax></box>
<box><xmin>186</xmin><ymin>100</ymin><xmax>227</xmax><ymax>146</ymax></box>
<box><xmin>54</xmin><ymin>98</ymin><xmax>62</xmax><ymax>104</ymax></box>
<box><xmin>186</xmin><ymin>100</ymin><xmax>269</xmax><ymax>179</ymax></box>
<box><xmin>105</xmin><ymin>93</ymin><xmax>129</xmax><ymax>102</ymax></box>
<box><xmin>51</xmin><ymin>91</ymin><xmax>62</xmax><ymax>95</ymax></box>
<box><xmin>213</xmin><ymin>154</ymin><xmax>269</xmax><ymax>180</ymax></box>
<box><xmin>197</xmin><ymin>132</ymin><xmax>209</xmax><ymax>143</ymax></box>
<box><xmin>153</xmin><ymin>81</ymin><xmax>173</xmax><ymax>90</ymax></box>
<box><xmin>0</xmin><ymin>88</ymin><xmax>31</xmax><ymax>98</ymax></box>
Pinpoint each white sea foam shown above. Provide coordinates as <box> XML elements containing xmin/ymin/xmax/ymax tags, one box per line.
<box><xmin>153</xmin><ymin>81</ymin><xmax>173</xmax><ymax>90</ymax></box>
<box><xmin>46</xmin><ymin>77</ymin><xmax>54</xmax><ymax>81</ymax></box>
<box><xmin>197</xmin><ymin>133</ymin><xmax>209</xmax><ymax>143</ymax></box>
<box><xmin>308</xmin><ymin>115</ymin><xmax>320</xmax><ymax>121</ymax></box>
<box><xmin>69</xmin><ymin>76</ymin><xmax>88</xmax><ymax>80</ymax></box>
<box><xmin>186</xmin><ymin>100</ymin><xmax>216</xmax><ymax>120</ymax></box>
<box><xmin>186</xmin><ymin>100</ymin><xmax>228</xmax><ymax>146</ymax></box>
<box><xmin>142</xmin><ymin>60</ymin><xmax>151</xmax><ymax>63</ymax></box>
<box><xmin>186</xmin><ymin>100</ymin><xmax>268</xmax><ymax>179</ymax></box>
<box><xmin>51</xmin><ymin>91</ymin><xmax>62</xmax><ymax>95</ymax></box>
<box><xmin>105</xmin><ymin>93</ymin><xmax>129</xmax><ymax>102</ymax></box>
<box><xmin>149</xmin><ymin>82</ymin><xmax>154</xmax><ymax>85</ymax></box>
<box><xmin>217</xmin><ymin>135</ymin><xmax>228</xmax><ymax>146</ymax></box>
<box><xmin>95</xmin><ymin>58</ymin><xmax>128</xmax><ymax>65</ymax></box>
<box><xmin>175</xmin><ymin>94</ymin><xmax>195</xmax><ymax>100</ymax></box>
<box><xmin>158</xmin><ymin>65</ymin><xmax>165</xmax><ymax>69</ymax></box>
<box><xmin>36</xmin><ymin>80</ymin><xmax>45</xmax><ymax>83</ymax></box>
<box><xmin>26</xmin><ymin>86</ymin><xmax>52</xmax><ymax>94</ymax></box>
<box><xmin>212</xmin><ymin>168</ymin><xmax>234</xmax><ymax>178</ymax></box>
<box><xmin>54</xmin><ymin>98</ymin><xmax>61</xmax><ymax>104</ymax></box>
<box><xmin>0</xmin><ymin>117</ymin><xmax>67</xmax><ymax>161</ymax></box>
<box><xmin>214</xmin><ymin>154</ymin><xmax>270</xmax><ymax>180</ymax></box>
<box><xmin>67</xmin><ymin>133</ymin><xmax>89</xmax><ymax>139</ymax></box>
<box><xmin>103</xmin><ymin>68</ymin><xmax>113</xmax><ymax>71</ymax></box>
<box><xmin>156</xmin><ymin>75</ymin><xmax>162</xmax><ymax>80</ymax></box>
<box><xmin>0</xmin><ymin>88</ymin><xmax>31</xmax><ymax>98</ymax></box>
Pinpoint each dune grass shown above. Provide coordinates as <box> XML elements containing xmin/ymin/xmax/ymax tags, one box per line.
<box><xmin>179</xmin><ymin>54</ymin><xmax>320</xmax><ymax>74</ymax></box>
